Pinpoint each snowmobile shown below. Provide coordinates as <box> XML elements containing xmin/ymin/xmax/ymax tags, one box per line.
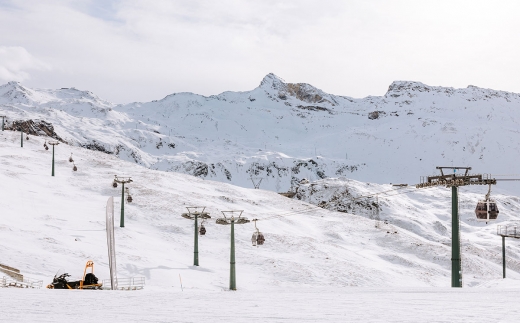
<box><xmin>47</xmin><ymin>260</ymin><xmax>102</xmax><ymax>290</ymax></box>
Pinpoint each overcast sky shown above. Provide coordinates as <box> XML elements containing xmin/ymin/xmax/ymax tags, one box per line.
<box><xmin>0</xmin><ymin>0</ymin><xmax>519</xmax><ymax>103</ymax></box>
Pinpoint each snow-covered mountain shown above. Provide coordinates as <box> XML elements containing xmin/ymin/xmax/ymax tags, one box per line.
<box><xmin>1</xmin><ymin>74</ymin><xmax>520</xmax><ymax>192</ymax></box>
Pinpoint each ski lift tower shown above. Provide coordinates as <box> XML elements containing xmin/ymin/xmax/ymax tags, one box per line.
<box><xmin>181</xmin><ymin>207</ymin><xmax>211</xmax><ymax>266</ymax></box>
<box><xmin>48</xmin><ymin>141</ymin><xmax>60</xmax><ymax>176</ymax></box>
<box><xmin>373</xmin><ymin>194</ymin><xmax>381</xmax><ymax>228</ymax></box>
<box><xmin>416</xmin><ymin>166</ymin><xmax>496</xmax><ymax>287</ymax></box>
<box><xmin>216</xmin><ymin>210</ymin><xmax>250</xmax><ymax>290</ymax></box>
<box><xmin>112</xmin><ymin>175</ymin><xmax>133</xmax><ymax>227</ymax></box>
<box><xmin>497</xmin><ymin>225</ymin><xmax>520</xmax><ymax>279</ymax></box>
<box><xmin>0</xmin><ymin>115</ymin><xmax>6</xmax><ymax>131</ymax></box>
<box><xmin>19</xmin><ymin>126</ymin><xmax>24</xmax><ymax>147</ymax></box>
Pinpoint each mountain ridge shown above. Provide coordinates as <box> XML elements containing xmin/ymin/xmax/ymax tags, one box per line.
<box><xmin>1</xmin><ymin>74</ymin><xmax>519</xmax><ymax>193</ymax></box>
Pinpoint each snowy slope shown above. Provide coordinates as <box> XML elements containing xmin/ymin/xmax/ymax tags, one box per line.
<box><xmin>2</xmin><ymin>74</ymin><xmax>520</xmax><ymax>193</ymax></box>
<box><xmin>1</xmin><ymin>130</ymin><xmax>519</xmax><ymax>291</ymax></box>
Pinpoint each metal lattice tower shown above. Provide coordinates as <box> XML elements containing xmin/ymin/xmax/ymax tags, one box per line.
<box><xmin>250</xmin><ymin>177</ymin><xmax>263</xmax><ymax>189</ymax></box>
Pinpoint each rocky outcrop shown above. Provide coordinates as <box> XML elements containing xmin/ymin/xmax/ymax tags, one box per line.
<box><xmin>5</xmin><ymin>119</ymin><xmax>64</xmax><ymax>142</ymax></box>
<box><xmin>260</xmin><ymin>73</ymin><xmax>338</xmax><ymax>106</ymax></box>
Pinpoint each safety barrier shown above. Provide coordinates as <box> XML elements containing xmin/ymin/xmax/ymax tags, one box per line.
<box><xmin>1</xmin><ymin>275</ymin><xmax>43</xmax><ymax>289</ymax></box>
<box><xmin>102</xmin><ymin>276</ymin><xmax>145</xmax><ymax>290</ymax></box>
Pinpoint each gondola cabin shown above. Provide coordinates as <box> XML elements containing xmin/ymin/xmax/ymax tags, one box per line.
<box><xmin>475</xmin><ymin>200</ymin><xmax>499</xmax><ymax>223</ymax></box>
<box><xmin>199</xmin><ymin>224</ymin><xmax>206</xmax><ymax>236</ymax></box>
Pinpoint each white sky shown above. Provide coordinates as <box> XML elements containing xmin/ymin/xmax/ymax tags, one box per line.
<box><xmin>1</xmin><ymin>0</ymin><xmax>519</xmax><ymax>103</ymax></box>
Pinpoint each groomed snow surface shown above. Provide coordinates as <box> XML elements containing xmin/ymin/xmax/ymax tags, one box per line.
<box><xmin>2</xmin><ymin>131</ymin><xmax>520</xmax><ymax>322</ymax></box>
<box><xmin>4</xmin><ymin>287</ymin><xmax>520</xmax><ymax>322</ymax></box>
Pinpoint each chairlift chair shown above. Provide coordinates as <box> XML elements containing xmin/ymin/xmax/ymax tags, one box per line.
<box><xmin>199</xmin><ymin>224</ymin><xmax>206</xmax><ymax>236</ymax></box>
<box><xmin>69</xmin><ymin>153</ymin><xmax>74</xmax><ymax>163</ymax></box>
<box><xmin>112</xmin><ymin>181</ymin><xmax>118</xmax><ymax>188</ymax></box>
<box><xmin>127</xmin><ymin>195</ymin><xmax>133</xmax><ymax>203</ymax></box>
<box><xmin>475</xmin><ymin>184</ymin><xmax>499</xmax><ymax>223</ymax></box>
<box><xmin>251</xmin><ymin>219</ymin><xmax>265</xmax><ymax>246</ymax></box>
<box><xmin>251</xmin><ymin>231</ymin><xmax>265</xmax><ymax>246</ymax></box>
<box><xmin>73</xmin><ymin>163</ymin><xmax>77</xmax><ymax>171</ymax></box>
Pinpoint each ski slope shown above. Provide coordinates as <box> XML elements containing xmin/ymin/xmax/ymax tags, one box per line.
<box><xmin>2</xmin><ymin>130</ymin><xmax>520</xmax><ymax>321</ymax></box>
<box><xmin>1</xmin><ymin>130</ymin><xmax>519</xmax><ymax>288</ymax></box>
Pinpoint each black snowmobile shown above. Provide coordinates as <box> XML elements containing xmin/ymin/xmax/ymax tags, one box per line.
<box><xmin>47</xmin><ymin>260</ymin><xmax>102</xmax><ymax>290</ymax></box>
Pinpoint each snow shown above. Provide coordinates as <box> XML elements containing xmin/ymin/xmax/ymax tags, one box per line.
<box><xmin>1</xmin><ymin>130</ymin><xmax>519</xmax><ymax>288</ymax></box>
<box><xmin>2</xmin><ymin>76</ymin><xmax>520</xmax><ymax>321</ymax></box>
<box><xmin>3</xmin><ymin>287</ymin><xmax>520</xmax><ymax>322</ymax></box>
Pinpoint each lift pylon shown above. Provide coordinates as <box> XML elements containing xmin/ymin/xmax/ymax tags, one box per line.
<box><xmin>497</xmin><ymin>225</ymin><xmax>520</xmax><ymax>279</ymax></box>
<box><xmin>417</xmin><ymin>166</ymin><xmax>496</xmax><ymax>288</ymax></box>
<box><xmin>216</xmin><ymin>210</ymin><xmax>249</xmax><ymax>290</ymax></box>
<box><xmin>181</xmin><ymin>207</ymin><xmax>211</xmax><ymax>266</ymax></box>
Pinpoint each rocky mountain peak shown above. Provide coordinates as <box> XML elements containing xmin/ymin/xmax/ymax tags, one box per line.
<box><xmin>259</xmin><ymin>73</ymin><xmax>286</xmax><ymax>90</ymax></box>
<box><xmin>259</xmin><ymin>73</ymin><xmax>335</xmax><ymax>105</ymax></box>
<box><xmin>386</xmin><ymin>81</ymin><xmax>436</xmax><ymax>94</ymax></box>
<box><xmin>0</xmin><ymin>81</ymin><xmax>33</xmax><ymax>104</ymax></box>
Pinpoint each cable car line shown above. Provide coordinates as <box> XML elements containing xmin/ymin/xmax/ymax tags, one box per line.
<box><xmin>256</xmin><ymin>205</ymin><xmax>324</xmax><ymax>221</ymax></box>
<box><xmin>243</xmin><ymin>176</ymin><xmax>520</xmax><ymax>225</ymax></box>
<box><xmin>256</xmin><ymin>184</ymin><xmax>415</xmax><ymax>224</ymax></box>
<box><xmin>352</xmin><ymin>185</ymin><xmax>413</xmax><ymax>200</ymax></box>
<box><xmin>252</xmin><ymin>182</ymin><xmax>424</xmax><ymax>222</ymax></box>
<box><xmin>254</xmin><ymin>187</ymin><xmax>418</xmax><ymax>223</ymax></box>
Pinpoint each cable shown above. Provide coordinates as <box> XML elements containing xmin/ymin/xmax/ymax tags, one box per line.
<box><xmin>352</xmin><ymin>185</ymin><xmax>412</xmax><ymax>200</ymax></box>
<box><xmin>254</xmin><ymin>185</ymin><xmax>418</xmax><ymax>222</ymax></box>
<box><xmin>250</xmin><ymin>175</ymin><xmax>520</xmax><ymax>223</ymax></box>
<box><xmin>378</xmin><ymin>187</ymin><xmax>420</xmax><ymax>198</ymax></box>
<box><xmin>256</xmin><ymin>204</ymin><xmax>324</xmax><ymax>221</ymax></box>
